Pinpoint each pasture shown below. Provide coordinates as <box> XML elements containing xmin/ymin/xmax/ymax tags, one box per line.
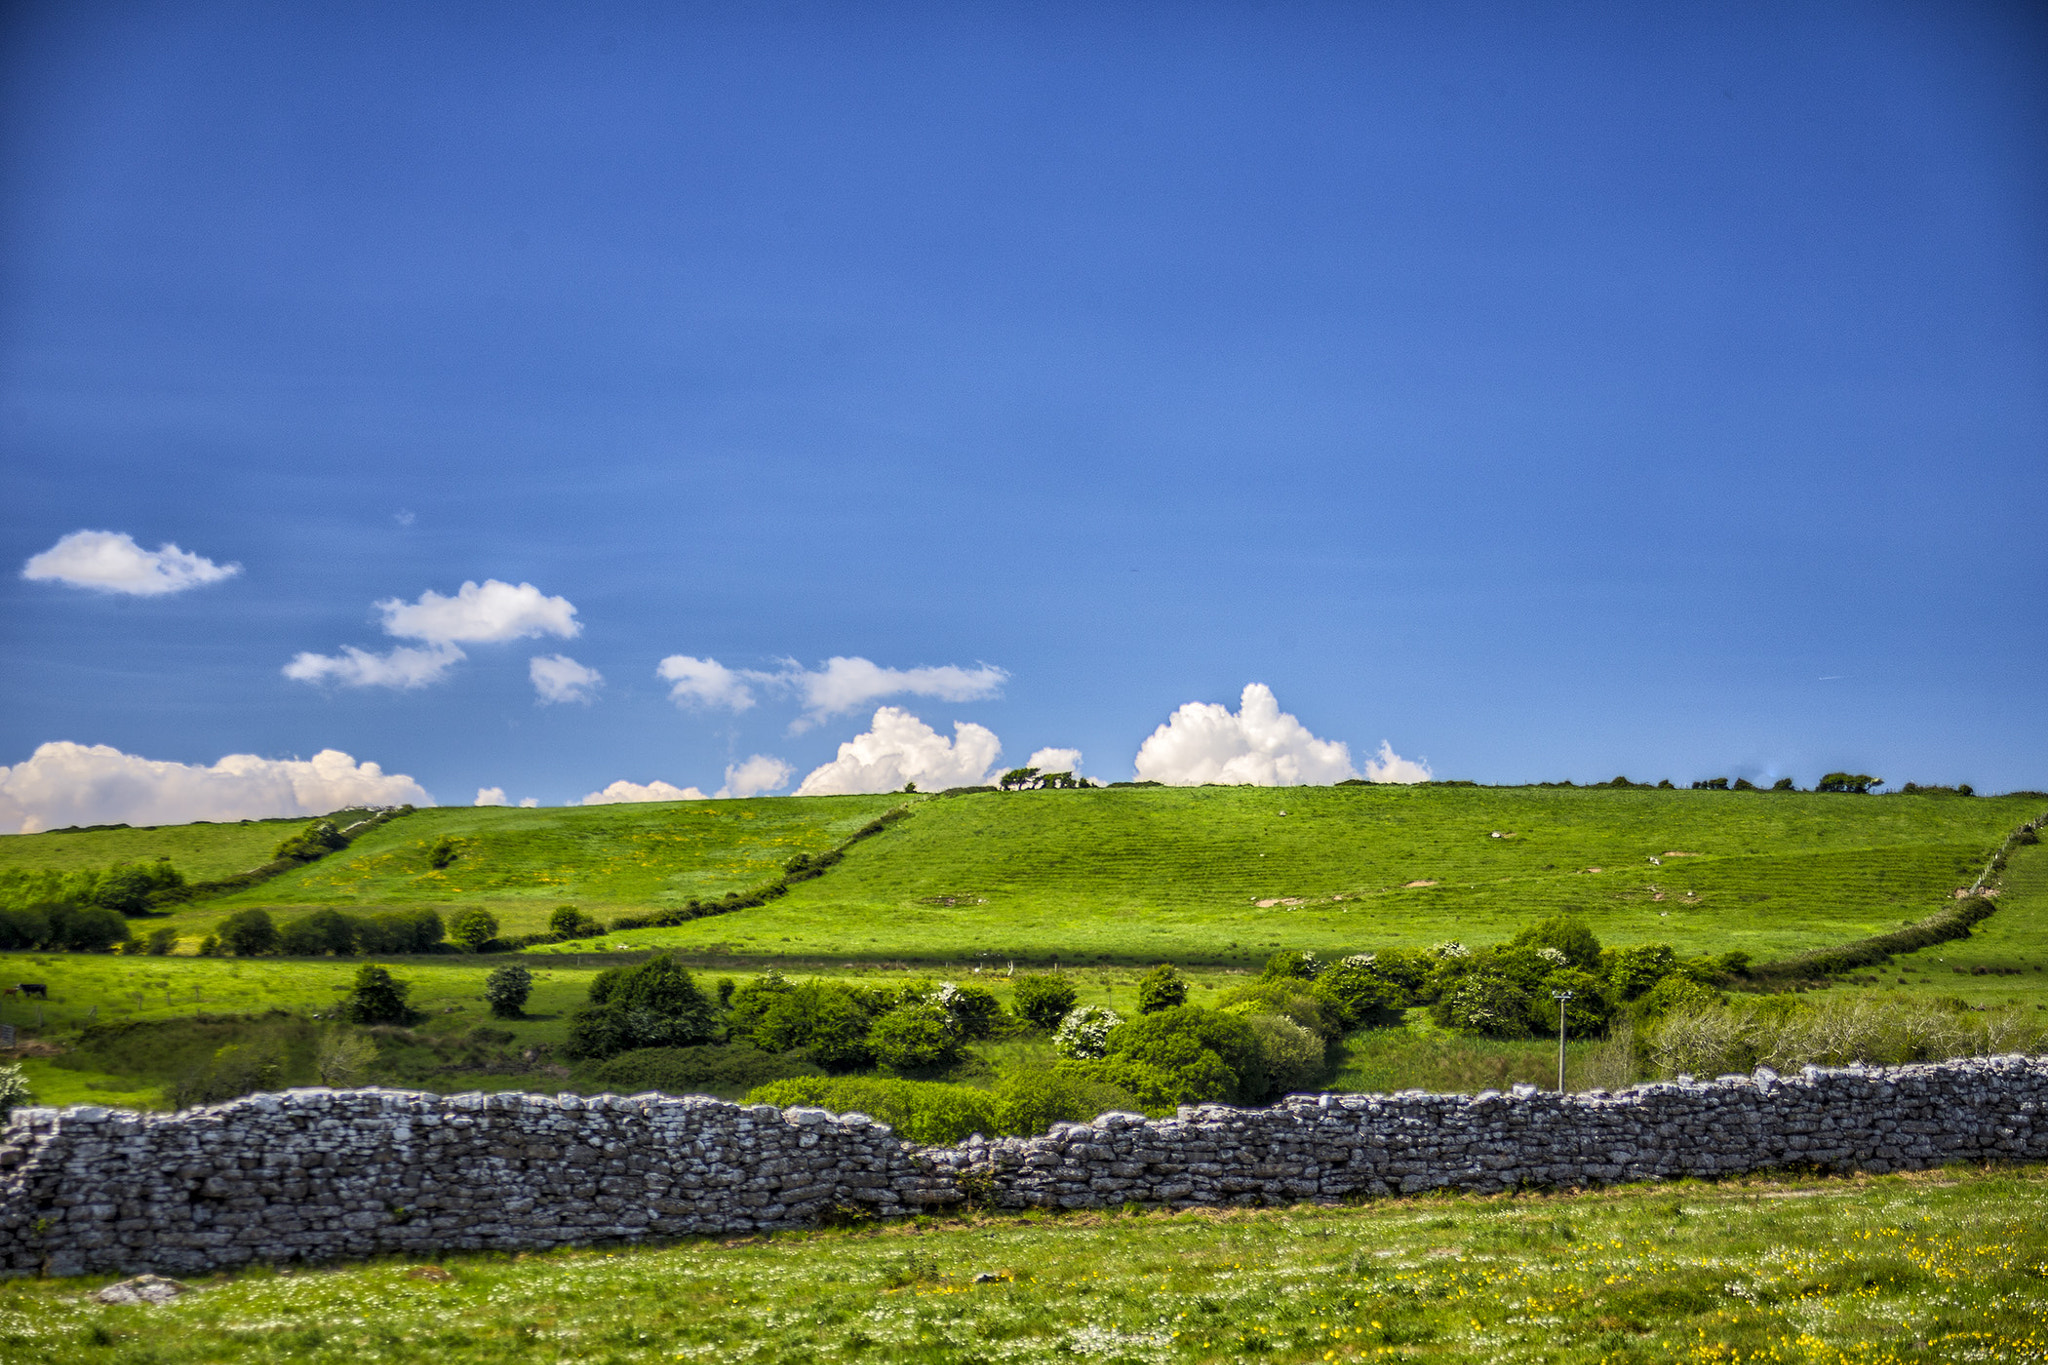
<box><xmin>3</xmin><ymin>1164</ymin><xmax>2043</xmax><ymax>1364</ymax></box>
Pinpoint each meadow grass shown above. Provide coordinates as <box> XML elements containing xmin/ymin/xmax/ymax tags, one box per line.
<box><xmin>605</xmin><ymin>785</ymin><xmax>2043</xmax><ymax>966</ymax></box>
<box><xmin>3</xmin><ymin>1165</ymin><xmax>2043</xmax><ymax>1364</ymax></box>
<box><xmin>0</xmin><ymin>817</ymin><xmax>307</xmax><ymax>881</ymax></box>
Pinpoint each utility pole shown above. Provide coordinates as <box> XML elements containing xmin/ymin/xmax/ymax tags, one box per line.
<box><xmin>1551</xmin><ymin>990</ymin><xmax>1574</xmax><ymax>1094</ymax></box>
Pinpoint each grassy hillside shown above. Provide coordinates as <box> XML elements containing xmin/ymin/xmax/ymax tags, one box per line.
<box><xmin>0</xmin><ymin>816</ymin><xmax>311</xmax><ymax>881</ymax></box>
<box><xmin>602</xmin><ymin>785</ymin><xmax>2042</xmax><ymax>966</ymax></box>
<box><xmin>5</xmin><ymin>1165</ymin><xmax>2043</xmax><ymax>1364</ymax></box>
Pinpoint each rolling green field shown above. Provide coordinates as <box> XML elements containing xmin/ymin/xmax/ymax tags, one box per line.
<box><xmin>601</xmin><ymin>785</ymin><xmax>2043</xmax><ymax>966</ymax></box>
<box><xmin>4</xmin><ymin>1165</ymin><xmax>2044</xmax><ymax>1364</ymax></box>
<box><xmin>0</xmin><ymin>816</ymin><xmax>311</xmax><ymax>881</ymax></box>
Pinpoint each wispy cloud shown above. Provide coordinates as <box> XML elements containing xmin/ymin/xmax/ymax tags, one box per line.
<box><xmin>654</xmin><ymin>653</ymin><xmax>1006</xmax><ymax>729</ymax></box>
<box><xmin>530</xmin><ymin>654</ymin><xmax>602</xmax><ymax>704</ymax></box>
<box><xmin>282</xmin><ymin>643</ymin><xmax>466</xmax><ymax>689</ymax></box>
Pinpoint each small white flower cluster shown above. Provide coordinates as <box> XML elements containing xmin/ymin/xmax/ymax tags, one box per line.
<box><xmin>1535</xmin><ymin>946</ymin><xmax>1570</xmax><ymax>966</ymax></box>
<box><xmin>1338</xmin><ymin>953</ymin><xmax>1378</xmax><ymax>970</ymax></box>
<box><xmin>1051</xmin><ymin>1005</ymin><xmax>1123</xmax><ymax>1059</ymax></box>
<box><xmin>1431</xmin><ymin>941</ymin><xmax>1471</xmax><ymax>960</ymax></box>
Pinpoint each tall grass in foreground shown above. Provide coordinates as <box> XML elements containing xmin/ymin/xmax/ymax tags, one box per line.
<box><xmin>1639</xmin><ymin>995</ymin><xmax>2048</xmax><ymax>1079</ymax></box>
<box><xmin>3</xmin><ymin>1167</ymin><xmax>2044</xmax><ymax>1364</ymax></box>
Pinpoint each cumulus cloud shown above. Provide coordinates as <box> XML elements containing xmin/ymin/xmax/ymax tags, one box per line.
<box><xmin>530</xmin><ymin>654</ymin><xmax>602</xmax><ymax>704</ymax></box>
<box><xmin>23</xmin><ymin>530</ymin><xmax>239</xmax><ymax>596</ymax></box>
<box><xmin>475</xmin><ymin>786</ymin><xmax>508</xmax><ymax>806</ymax></box>
<box><xmin>795</xmin><ymin>707</ymin><xmax>1002</xmax><ymax>796</ymax></box>
<box><xmin>0</xmin><ymin>742</ymin><xmax>430</xmax><ymax>834</ymax></box>
<box><xmin>519</xmin><ymin>796</ymin><xmax>538</xmax><ymax>808</ymax></box>
<box><xmin>656</xmin><ymin>656</ymin><xmax>756</xmax><ymax>712</ymax></box>
<box><xmin>1026</xmin><ymin>747</ymin><xmax>1083</xmax><ymax>775</ymax></box>
<box><xmin>1363</xmin><ymin>740</ymin><xmax>1433</xmax><ymax>784</ymax></box>
<box><xmin>579</xmin><ymin>778</ymin><xmax>709</xmax><ymax>805</ymax></box>
<box><xmin>716</xmin><ymin>754</ymin><xmax>794</xmax><ymax>799</ymax></box>
<box><xmin>1132</xmin><ymin>683</ymin><xmax>1356</xmax><ymax>787</ymax></box>
<box><xmin>281</xmin><ymin>643</ymin><xmax>465</xmax><ymax>690</ymax></box>
<box><xmin>378</xmin><ymin>579</ymin><xmax>579</xmax><ymax>644</ymax></box>
<box><xmin>768</xmin><ymin>657</ymin><xmax>1007</xmax><ymax>730</ymax></box>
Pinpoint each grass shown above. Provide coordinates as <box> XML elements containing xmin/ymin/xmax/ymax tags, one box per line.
<box><xmin>0</xmin><ymin>816</ymin><xmax>309</xmax><ymax>881</ymax></box>
<box><xmin>602</xmin><ymin>785</ymin><xmax>2044</xmax><ymax>966</ymax></box>
<box><xmin>3</xmin><ymin>1164</ymin><xmax>2045</xmax><ymax>1363</ymax></box>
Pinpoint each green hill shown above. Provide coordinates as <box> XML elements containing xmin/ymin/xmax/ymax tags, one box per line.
<box><xmin>597</xmin><ymin>784</ymin><xmax>2042</xmax><ymax>966</ymax></box>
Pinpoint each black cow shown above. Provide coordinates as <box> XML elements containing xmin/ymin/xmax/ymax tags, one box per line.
<box><xmin>17</xmin><ymin>983</ymin><xmax>47</xmax><ymax>999</ymax></box>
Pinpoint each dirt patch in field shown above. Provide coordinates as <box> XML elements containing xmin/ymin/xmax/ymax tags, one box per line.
<box><xmin>1403</xmin><ymin>880</ymin><xmax>1438</xmax><ymax>888</ymax></box>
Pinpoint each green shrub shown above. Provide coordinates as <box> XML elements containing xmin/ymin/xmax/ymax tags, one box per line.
<box><xmin>1136</xmin><ymin>964</ymin><xmax>1188</xmax><ymax>1014</ymax></box>
<box><xmin>1817</xmin><ymin>772</ymin><xmax>1882</xmax><ymax>794</ymax></box>
<box><xmin>484</xmin><ymin>964</ymin><xmax>533</xmax><ymax>1018</ymax></box>
<box><xmin>1012</xmin><ymin>973</ymin><xmax>1079</xmax><ymax>1031</ymax></box>
<box><xmin>1100</xmin><ymin>1005</ymin><xmax>1265</xmax><ymax>1106</ymax></box>
<box><xmin>1509</xmin><ymin>915</ymin><xmax>1602</xmax><ymax>971</ymax></box>
<box><xmin>449</xmin><ymin>906</ymin><xmax>500</xmax><ymax>953</ymax></box>
<box><xmin>564</xmin><ymin>954</ymin><xmax>720</xmax><ymax>1060</ymax></box>
<box><xmin>341</xmin><ymin>964</ymin><xmax>418</xmax><ymax>1025</ymax></box>
<box><xmin>428</xmin><ymin>836</ymin><xmax>461</xmax><ymax>869</ymax></box>
<box><xmin>937</xmin><ymin>983</ymin><xmax>1004</xmax><ymax>1038</ymax></box>
<box><xmin>1220</xmin><ymin>979</ymin><xmax>1341</xmax><ymax>1040</ymax></box>
<box><xmin>145</xmin><ymin>926</ymin><xmax>178</xmax><ymax>955</ymax></box>
<box><xmin>280</xmin><ymin>908</ymin><xmax>358</xmax><ymax>957</ymax></box>
<box><xmin>745</xmin><ymin>1076</ymin><xmax>1004</xmax><ymax>1145</ymax></box>
<box><xmin>1310</xmin><ymin>955</ymin><xmax>1406</xmax><ymax>1028</ymax></box>
<box><xmin>0</xmin><ymin>1063</ymin><xmax>32</xmax><ymax>1117</ymax></box>
<box><xmin>1260</xmin><ymin>950</ymin><xmax>1322</xmax><ymax>982</ymax></box>
<box><xmin>989</xmin><ymin>1067</ymin><xmax>1141</xmax><ymax>1134</ymax></box>
<box><xmin>725</xmin><ymin>969</ymin><xmax>796</xmax><ymax>1042</ymax></box>
<box><xmin>1605</xmin><ymin>943</ymin><xmax>1680</xmax><ymax>1000</ymax></box>
<box><xmin>548</xmin><ymin>905</ymin><xmax>604</xmax><ymax>939</ymax></box>
<box><xmin>751</xmin><ymin>982</ymin><xmax>876</xmax><ymax>1070</ymax></box>
<box><xmin>1051</xmin><ymin>1005</ymin><xmax>1122</xmax><ymax>1059</ymax></box>
<box><xmin>1535</xmin><ymin>968</ymin><xmax>1613</xmax><ymax>1036</ymax></box>
<box><xmin>56</xmin><ymin>904</ymin><xmax>131</xmax><ymax>952</ymax></box>
<box><xmin>1433</xmin><ymin>971</ymin><xmax>1536</xmax><ymax>1039</ymax></box>
<box><xmin>870</xmin><ymin>1002</ymin><xmax>962</xmax><ymax>1072</ymax></box>
<box><xmin>1632</xmin><ymin>973</ymin><xmax>1722</xmax><ymax>1022</ymax></box>
<box><xmin>1245</xmin><ymin>1013</ymin><xmax>1325</xmax><ymax>1096</ymax></box>
<box><xmin>219</xmin><ymin>908</ymin><xmax>280</xmax><ymax>957</ymax></box>
<box><xmin>91</xmin><ymin>860</ymin><xmax>186</xmax><ymax>914</ymax></box>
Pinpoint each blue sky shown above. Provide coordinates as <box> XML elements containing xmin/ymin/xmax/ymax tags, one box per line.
<box><xmin>1</xmin><ymin>1</ymin><xmax>2044</xmax><ymax>824</ymax></box>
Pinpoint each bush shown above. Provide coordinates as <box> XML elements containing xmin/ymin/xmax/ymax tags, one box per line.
<box><xmin>274</xmin><ymin>820</ymin><xmax>348</xmax><ymax>864</ymax></box>
<box><xmin>354</xmin><ymin>907</ymin><xmax>445</xmax><ymax>955</ymax></box>
<box><xmin>990</xmin><ymin>1067</ymin><xmax>1142</xmax><ymax>1134</ymax></box>
<box><xmin>1535</xmin><ymin>968</ymin><xmax>1613</xmax><ymax>1036</ymax></box>
<box><xmin>870</xmin><ymin>1002</ymin><xmax>962</xmax><ymax>1072</ymax></box>
<box><xmin>1310</xmin><ymin>956</ymin><xmax>1406</xmax><ymax>1029</ymax></box>
<box><xmin>548</xmin><ymin>905</ymin><xmax>604</xmax><ymax>939</ymax></box>
<box><xmin>1100</xmin><ymin>1005</ymin><xmax>1265</xmax><ymax>1106</ymax></box>
<box><xmin>1605</xmin><ymin>943</ymin><xmax>1680</xmax><ymax>1000</ymax></box>
<box><xmin>936</xmin><ymin>983</ymin><xmax>1004</xmax><ymax>1038</ymax></box>
<box><xmin>1260</xmin><ymin>950</ymin><xmax>1323</xmax><ymax>982</ymax></box>
<box><xmin>586</xmin><ymin>1044</ymin><xmax>822</xmax><ymax>1098</ymax></box>
<box><xmin>1012</xmin><ymin>973</ymin><xmax>1079</xmax><ymax>1031</ymax></box>
<box><xmin>563</xmin><ymin>954</ymin><xmax>720</xmax><ymax>1060</ymax></box>
<box><xmin>1135</xmin><ymin>965</ymin><xmax>1188</xmax><ymax>1014</ymax></box>
<box><xmin>1245</xmin><ymin>1013</ymin><xmax>1325</xmax><ymax>1096</ymax></box>
<box><xmin>751</xmin><ymin>982</ymin><xmax>878</xmax><ymax>1070</ymax></box>
<box><xmin>145</xmin><ymin>926</ymin><xmax>178</xmax><ymax>955</ymax></box>
<box><xmin>1052</xmin><ymin>1005</ymin><xmax>1122</xmax><ymax>1059</ymax></box>
<box><xmin>280</xmin><ymin>908</ymin><xmax>358</xmax><ymax>957</ymax></box>
<box><xmin>429</xmin><ymin>836</ymin><xmax>461</xmax><ymax>869</ymax></box>
<box><xmin>1509</xmin><ymin>916</ymin><xmax>1602</xmax><ymax>971</ymax></box>
<box><xmin>1432</xmin><ymin>971</ymin><xmax>1536</xmax><ymax>1039</ymax></box>
<box><xmin>1632</xmin><ymin>973</ymin><xmax>1722</xmax><ymax>1022</ymax></box>
<box><xmin>0</xmin><ymin>1063</ymin><xmax>32</xmax><ymax>1117</ymax></box>
<box><xmin>745</xmin><ymin>1076</ymin><xmax>1002</xmax><ymax>1146</ymax></box>
<box><xmin>725</xmin><ymin>970</ymin><xmax>796</xmax><ymax>1043</ymax></box>
<box><xmin>450</xmin><ymin>907</ymin><xmax>500</xmax><ymax>953</ymax></box>
<box><xmin>56</xmin><ymin>904</ymin><xmax>131</xmax><ymax>952</ymax></box>
<box><xmin>1220</xmin><ymin>979</ymin><xmax>1341</xmax><ymax>1040</ymax></box>
<box><xmin>484</xmin><ymin>964</ymin><xmax>533</xmax><ymax>1018</ymax></box>
<box><xmin>0</xmin><ymin>906</ymin><xmax>50</xmax><ymax>951</ymax></box>
<box><xmin>219</xmin><ymin>908</ymin><xmax>280</xmax><ymax>957</ymax></box>
<box><xmin>342</xmin><ymin>964</ymin><xmax>418</xmax><ymax>1025</ymax></box>
<box><xmin>92</xmin><ymin>860</ymin><xmax>185</xmax><ymax>914</ymax></box>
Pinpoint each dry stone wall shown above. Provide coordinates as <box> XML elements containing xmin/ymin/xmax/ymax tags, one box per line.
<box><xmin>5</xmin><ymin>1055</ymin><xmax>2045</xmax><ymax>1278</ymax></box>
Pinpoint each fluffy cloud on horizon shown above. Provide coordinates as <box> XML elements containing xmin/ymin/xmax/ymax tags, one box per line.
<box><xmin>579</xmin><ymin>778</ymin><xmax>710</xmax><ymax>805</ymax></box>
<box><xmin>23</xmin><ymin>529</ymin><xmax>240</xmax><ymax>596</ymax></box>
<box><xmin>1025</xmin><ymin>746</ymin><xmax>1083</xmax><ymax>775</ymax></box>
<box><xmin>0</xmin><ymin>742</ymin><xmax>430</xmax><ymax>833</ymax></box>
<box><xmin>717</xmin><ymin>754</ymin><xmax>794</xmax><ymax>799</ymax></box>
<box><xmin>287</xmin><ymin>578</ymin><xmax>580</xmax><ymax>691</ymax></box>
<box><xmin>795</xmin><ymin>707</ymin><xmax>1001</xmax><ymax>796</ymax></box>
<box><xmin>530</xmin><ymin>654</ymin><xmax>602</xmax><ymax>704</ymax></box>
<box><xmin>1363</xmin><ymin>740</ymin><xmax>1433</xmax><ymax>784</ymax></box>
<box><xmin>1132</xmin><ymin>683</ymin><xmax>1359</xmax><ymax>787</ymax></box>
<box><xmin>654</xmin><ymin>654</ymin><xmax>1006</xmax><ymax>729</ymax></box>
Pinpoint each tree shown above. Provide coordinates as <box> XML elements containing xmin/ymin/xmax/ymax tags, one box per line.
<box><xmin>998</xmin><ymin>767</ymin><xmax>1042</xmax><ymax>791</ymax></box>
<box><xmin>342</xmin><ymin>964</ymin><xmax>417</xmax><ymax>1025</ymax></box>
<box><xmin>219</xmin><ymin>908</ymin><xmax>280</xmax><ymax>957</ymax></box>
<box><xmin>752</xmin><ymin>982</ymin><xmax>877</xmax><ymax>1070</ymax></box>
<box><xmin>59</xmin><ymin>905</ymin><xmax>130</xmax><ymax>952</ymax></box>
<box><xmin>563</xmin><ymin>953</ymin><xmax>720</xmax><ymax>1060</ymax></box>
<box><xmin>1136</xmin><ymin>964</ymin><xmax>1188</xmax><ymax>1014</ymax></box>
<box><xmin>274</xmin><ymin>820</ymin><xmax>347</xmax><ymax>864</ymax></box>
<box><xmin>485</xmin><ymin>964</ymin><xmax>533</xmax><ymax>1018</ymax></box>
<box><xmin>1012</xmin><ymin>973</ymin><xmax>1078</xmax><ymax>1031</ymax></box>
<box><xmin>549</xmin><ymin>905</ymin><xmax>601</xmax><ymax>939</ymax></box>
<box><xmin>450</xmin><ymin>906</ymin><xmax>500</xmax><ymax>952</ymax></box>
<box><xmin>280</xmin><ymin>908</ymin><xmax>357</xmax><ymax>957</ymax></box>
<box><xmin>93</xmin><ymin>860</ymin><xmax>184</xmax><ymax>914</ymax></box>
<box><xmin>1260</xmin><ymin>950</ymin><xmax>1323</xmax><ymax>982</ymax></box>
<box><xmin>1509</xmin><ymin>916</ymin><xmax>1602</xmax><ymax>972</ymax></box>
<box><xmin>1817</xmin><ymin>772</ymin><xmax>1882</xmax><ymax>794</ymax></box>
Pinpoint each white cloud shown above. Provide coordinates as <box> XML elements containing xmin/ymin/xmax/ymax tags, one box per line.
<box><xmin>475</xmin><ymin>786</ymin><xmax>508</xmax><ymax>806</ymax></box>
<box><xmin>579</xmin><ymin>778</ymin><xmax>709</xmax><ymax>805</ymax></box>
<box><xmin>530</xmin><ymin>654</ymin><xmax>602</xmax><ymax>704</ymax></box>
<box><xmin>23</xmin><ymin>530</ymin><xmax>240</xmax><ymax>596</ymax></box>
<box><xmin>378</xmin><ymin>579</ymin><xmax>579</xmax><ymax>644</ymax></box>
<box><xmin>768</xmin><ymin>657</ymin><xmax>1008</xmax><ymax>730</ymax></box>
<box><xmin>795</xmin><ymin>707</ymin><xmax>1002</xmax><ymax>796</ymax></box>
<box><xmin>656</xmin><ymin>655</ymin><xmax>756</xmax><ymax>712</ymax></box>
<box><xmin>1132</xmin><ymin>683</ymin><xmax>1356</xmax><ymax>787</ymax></box>
<box><xmin>281</xmin><ymin>643</ymin><xmax>465</xmax><ymax>689</ymax></box>
<box><xmin>1025</xmin><ymin>747</ymin><xmax>1083</xmax><ymax>775</ymax></box>
<box><xmin>519</xmin><ymin>796</ymin><xmax>538</xmax><ymax>808</ymax></box>
<box><xmin>0</xmin><ymin>742</ymin><xmax>430</xmax><ymax>834</ymax></box>
<box><xmin>1363</xmin><ymin>740</ymin><xmax>1433</xmax><ymax>784</ymax></box>
<box><xmin>716</xmin><ymin>754</ymin><xmax>794</xmax><ymax>799</ymax></box>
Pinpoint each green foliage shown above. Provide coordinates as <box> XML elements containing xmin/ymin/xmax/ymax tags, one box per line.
<box><xmin>1135</xmin><ymin>964</ymin><xmax>1188</xmax><ymax>1014</ymax></box>
<box><xmin>724</xmin><ymin>969</ymin><xmax>794</xmax><ymax>1042</ymax></box>
<box><xmin>564</xmin><ymin>953</ymin><xmax>720</xmax><ymax>1060</ymax></box>
<box><xmin>0</xmin><ymin>1062</ymin><xmax>32</xmax><ymax>1117</ymax></box>
<box><xmin>1244</xmin><ymin>1013</ymin><xmax>1326</xmax><ymax>1096</ymax></box>
<box><xmin>1508</xmin><ymin>915</ymin><xmax>1602</xmax><ymax>971</ymax></box>
<box><xmin>750</xmin><ymin>981</ymin><xmax>877</xmax><ymax>1070</ymax></box>
<box><xmin>747</xmin><ymin>1075</ymin><xmax>1004</xmax><ymax>1145</ymax></box>
<box><xmin>1260</xmin><ymin>949</ymin><xmax>1322</xmax><ymax>981</ymax></box>
<box><xmin>428</xmin><ymin>836</ymin><xmax>461</xmax><ymax>869</ymax></box>
<box><xmin>449</xmin><ymin>906</ymin><xmax>500</xmax><ymax>952</ymax></box>
<box><xmin>1219</xmin><ymin>978</ymin><xmax>1341</xmax><ymax>1040</ymax></box>
<box><xmin>937</xmin><ymin>982</ymin><xmax>1003</xmax><ymax>1038</ymax></box>
<box><xmin>1099</xmin><ymin>1004</ymin><xmax>1265</xmax><ymax>1106</ymax></box>
<box><xmin>218</xmin><ymin>907</ymin><xmax>280</xmax><ymax>956</ymax></box>
<box><xmin>1309</xmin><ymin>955</ymin><xmax>1405</xmax><ymax>1028</ymax></box>
<box><xmin>1537</xmin><ymin>968</ymin><xmax>1613</xmax><ymax>1036</ymax></box>
<box><xmin>274</xmin><ymin>820</ymin><xmax>349</xmax><ymax>864</ymax></box>
<box><xmin>341</xmin><ymin>964</ymin><xmax>418</xmax><ymax>1026</ymax></box>
<box><xmin>548</xmin><ymin>905</ymin><xmax>604</xmax><ymax>938</ymax></box>
<box><xmin>484</xmin><ymin>964</ymin><xmax>533</xmax><ymax>1018</ymax></box>
<box><xmin>1051</xmin><ymin>1004</ymin><xmax>1122</xmax><ymax>1059</ymax></box>
<box><xmin>1818</xmin><ymin>772</ymin><xmax>1883</xmax><ymax>794</ymax></box>
<box><xmin>1604</xmin><ymin>943</ymin><xmax>1681</xmax><ymax>1000</ymax></box>
<box><xmin>145</xmin><ymin>926</ymin><xmax>178</xmax><ymax>955</ymax></box>
<box><xmin>315</xmin><ymin>1027</ymin><xmax>379</xmax><ymax>1087</ymax></box>
<box><xmin>869</xmin><ymin>1001</ymin><xmax>962</xmax><ymax>1072</ymax></box>
<box><xmin>1011</xmin><ymin>972</ymin><xmax>1078</xmax><ymax>1031</ymax></box>
<box><xmin>584</xmin><ymin>1044</ymin><xmax>823</xmax><ymax>1098</ymax></box>
<box><xmin>1433</xmin><ymin>969</ymin><xmax>1537</xmax><ymax>1039</ymax></box>
<box><xmin>279</xmin><ymin>908</ymin><xmax>358</xmax><ymax>957</ymax></box>
<box><xmin>1632</xmin><ymin>973</ymin><xmax>1723</xmax><ymax>1022</ymax></box>
<box><xmin>57</xmin><ymin>905</ymin><xmax>131</xmax><ymax>953</ymax></box>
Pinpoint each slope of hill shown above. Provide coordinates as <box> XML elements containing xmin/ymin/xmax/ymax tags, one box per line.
<box><xmin>599</xmin><ymin>784</ymin><xmax>2041</xmax><ymax>965</ymax></box>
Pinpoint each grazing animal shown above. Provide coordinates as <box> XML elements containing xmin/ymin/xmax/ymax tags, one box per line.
<box><xmin>18</xmin><ymin>983</ymin><xmax>47</xmax><ymax>999</ymax></box>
